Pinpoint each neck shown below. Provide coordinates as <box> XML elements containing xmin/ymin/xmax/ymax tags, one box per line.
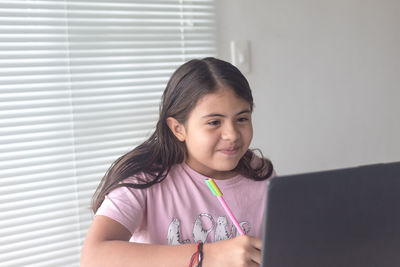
<box><xmin>209</xmin><ymin>170</ymin><xmax>238</xmax><ymax>180</ymax></box>
<box><xmin>184</xmin><ymin>161</ymin><xmax>238</xmax><ymax>180</ymax></box>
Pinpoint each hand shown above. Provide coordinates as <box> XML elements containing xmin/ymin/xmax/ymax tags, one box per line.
<box><xmin>202</xmin><ymin>235</ymin><xmax>262</xmax><ymax>267</ymax></box>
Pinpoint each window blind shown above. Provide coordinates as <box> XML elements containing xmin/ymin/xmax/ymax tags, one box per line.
<box><xmin>0</xmin><ymin>1</ymin><xmax>217</xmax><ymax>266</ymax></box>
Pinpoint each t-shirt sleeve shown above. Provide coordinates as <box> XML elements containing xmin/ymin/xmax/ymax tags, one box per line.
<box><xmin>96</xmin><ymin>185</ymin><xmax>146</xmax><ymax>235</ymax></box>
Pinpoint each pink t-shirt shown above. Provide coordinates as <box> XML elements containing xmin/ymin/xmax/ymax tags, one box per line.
<box><xmin>96</xmin><ymin>163</ymin><xmax>272</xmax><ymax>245</ymax></box>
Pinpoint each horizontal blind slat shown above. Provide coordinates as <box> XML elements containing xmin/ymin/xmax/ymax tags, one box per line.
<box><xmin>1</xmin><ymin>211</ymin><xmax>79</xmax><ymax>239</ymax></box>
<box><xmin>1</xmin><ymin>243</ymin><xmax>80</xmax><ymax>267</ymax></box>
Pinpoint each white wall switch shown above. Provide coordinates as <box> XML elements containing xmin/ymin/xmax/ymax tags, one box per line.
<box><xmin>230</xmin><ymin>40</ymin><xmax>251</xmax><ymax>74</ymax></box>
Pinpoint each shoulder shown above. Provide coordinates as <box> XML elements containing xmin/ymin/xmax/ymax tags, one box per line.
<box><xmin>123</xmin><ymin>163</ymin><xmax>190</xmax><ymax>191</ymax></box>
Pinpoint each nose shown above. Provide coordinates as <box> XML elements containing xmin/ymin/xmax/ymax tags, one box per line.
<box><xmin>221</xmin><ymin>122</ymin><xmax>240</xmax><ymax>141</ymax></box>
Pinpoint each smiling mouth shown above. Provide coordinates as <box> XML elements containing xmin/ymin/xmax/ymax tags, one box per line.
<box><xmin>218</xmin><ymin>147</ymin><xmax>240</xmax><ymax>155</ymax></box>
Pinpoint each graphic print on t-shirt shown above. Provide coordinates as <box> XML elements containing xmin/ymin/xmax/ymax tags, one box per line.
<box><xmin>167</xmin><ymin>218</ymin><xmax>190</xmax><ymax>245</ymax></box>
<box><xmin>167</xmin><ymin>213</ymin><xmax>250</xmax><ymax>245</ymax></box>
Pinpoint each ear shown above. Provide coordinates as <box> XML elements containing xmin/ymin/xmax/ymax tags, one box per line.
<box><xmin>166</xmin><ymin>117</ymin><xmax>186</xmax><ymax>142</ymax></box>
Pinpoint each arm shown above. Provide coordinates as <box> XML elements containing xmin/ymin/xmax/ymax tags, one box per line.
<box><xmin>80</xmin><ymin>215</ymin><xmax>262</xmax><ymax>267</ymax></box>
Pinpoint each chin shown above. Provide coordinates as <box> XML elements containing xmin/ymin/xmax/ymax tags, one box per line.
<box><xmin>215</xmin><ymin>160</ymin><xmax>240</xmax><ymax>172</ymax></box>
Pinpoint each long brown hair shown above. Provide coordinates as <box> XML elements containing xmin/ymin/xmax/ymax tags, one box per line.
<box><xmin>92</xmin><ymin>57</ymin><xmax>273</xmax><ymax>213</ymax></box>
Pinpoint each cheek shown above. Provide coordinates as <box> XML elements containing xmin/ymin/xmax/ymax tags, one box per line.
<box><xmin>187</xmin><ymin>130</ymin><xmax>217</xmax><ymax>151</ymax></box>
<box><xmin>241</xmin><ymin>125</ymin><xmax>253</xmax><ymax>142</ymax></box>
<box><xmin>247</xmin><ymin>126</ymin><xmax>253</xmax><ymax>142</ymax></box>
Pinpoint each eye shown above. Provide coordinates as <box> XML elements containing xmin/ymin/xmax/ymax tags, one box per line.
<box><xmin>237</xmin><ymin>117</ymin><xmax>249</xmax><ymax>122</ymax></box>
<box><xmin>207</xmin><ymin>120</ymin><xmax>220</xmax><ymax>126</ymax></box>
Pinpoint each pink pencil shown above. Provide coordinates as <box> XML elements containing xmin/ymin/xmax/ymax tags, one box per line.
<box><xmin>205</xmin><ymin>178</ymin><xmax>245</xmax><ymax>236</ymax></box>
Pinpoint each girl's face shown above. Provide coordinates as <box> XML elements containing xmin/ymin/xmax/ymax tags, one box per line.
<box><xmin>169</xmin><ymin>86</ymin><xmax>253</xmax><ymax>179</ymax></box>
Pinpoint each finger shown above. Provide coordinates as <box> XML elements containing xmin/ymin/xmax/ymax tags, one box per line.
<box><xmin>248</xmin><ymin>236</ymin><xmax>263</xmax><ymax>250</ymax></box>
<box><xmin>248</xmin><ymin>259</ymin><xmax>261</xmax><ymax>267</ymax></box>
<box><xmin>248</xmin><ymin>246</ymin><xmax>262</xmax><ymax>264</ymax></box>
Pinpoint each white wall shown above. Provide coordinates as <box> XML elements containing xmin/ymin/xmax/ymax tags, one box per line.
<box><xmin>216</xmin><ymin>0</ymin><xmax>400</xmax><ymax>175</ymax></box>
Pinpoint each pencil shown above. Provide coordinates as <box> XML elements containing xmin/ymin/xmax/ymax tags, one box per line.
<box><xmin>205</xmin><ymin>178</ymin><xmax>245</xmax><ymax>236</ymax></box>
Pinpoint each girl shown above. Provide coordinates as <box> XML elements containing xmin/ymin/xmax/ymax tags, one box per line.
<box><xmin>81</xmin><ymin>57</ymin><xmax>274</xmax><ymax>267</ymax></box>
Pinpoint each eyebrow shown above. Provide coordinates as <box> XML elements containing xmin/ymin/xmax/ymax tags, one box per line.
<box><xmin>201</xmin><ymin>109</ymin><xmax>251</xmax><ymax>118</ymax></box>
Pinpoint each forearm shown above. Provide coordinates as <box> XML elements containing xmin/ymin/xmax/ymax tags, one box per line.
<box><xmin>81</xmin><ymin>240</ymin><xmax>198</xmax><ymax>267</ymax></box>
<box><xmin>81</xmin><ymin>216</ymin><xmax>262</xmax><ymax>267</ymax></box>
